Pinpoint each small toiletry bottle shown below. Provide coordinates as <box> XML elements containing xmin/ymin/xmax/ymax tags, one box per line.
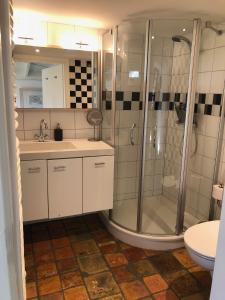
<box><xmin>54</xmin><ymin>123</ymin><xmax>63</xmax><ymax>141</ymax></box>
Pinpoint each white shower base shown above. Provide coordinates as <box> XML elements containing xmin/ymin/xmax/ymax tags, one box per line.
<box><xmin>100</xmin><ymin>195</ymin><xmax>199</xmax><ymax>250</ymax></box>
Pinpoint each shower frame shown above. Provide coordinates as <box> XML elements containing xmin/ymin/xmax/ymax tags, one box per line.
<box><xmin>106</xmin><ymin>18</ymin><xmax>215</xmax><ymax>236</ymax></box>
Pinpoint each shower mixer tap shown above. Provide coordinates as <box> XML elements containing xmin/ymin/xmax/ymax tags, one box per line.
<box><xmin>130</xmin><ymin>123</ymin><xmax>136</xmax><ymax>146</ymax></box>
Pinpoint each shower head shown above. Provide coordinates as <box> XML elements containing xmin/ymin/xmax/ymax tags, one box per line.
<box><xmin>205</xmin><ymin>21</ymin><xmax>223</xmax><ymax>36</ymax></box>
<box><xmin>172</xmin><ymin>35</ymin><xmax>192</xmax><ymax>50</ymax></box>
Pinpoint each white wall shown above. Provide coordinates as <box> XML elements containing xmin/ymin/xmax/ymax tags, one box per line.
<box><xmin>210</xmin><ymin>191</ymin><xmax>225</xmax><ymax>299</ymax></box>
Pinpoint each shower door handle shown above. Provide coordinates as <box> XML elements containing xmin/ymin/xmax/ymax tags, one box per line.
<box><xmin>130</xmin><ymin>123</ymin><xmax>136</xmax><ymax>146</ymax></box>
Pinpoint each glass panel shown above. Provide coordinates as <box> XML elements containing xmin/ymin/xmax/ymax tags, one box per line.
<box><xmin>102</xmin><ymin>30</ymin><xmax>113</xmax><ymax>145</ymax></box>
<box><xmin>184</xmin><ymin>22</ymin><xmax>225</xmax><ymax>227</ymax></box>
<box><xmin>142</xmin><ymin>20</ymin><xmax>194</xmax><ymax>235</ymax></box>
<box><xmin>111</xmin><ymin>20</ymin><xmax>147</xmax><ymax>231</ymax></box>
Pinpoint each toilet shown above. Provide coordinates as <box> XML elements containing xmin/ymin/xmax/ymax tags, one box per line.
<box><xmin>184</xmin><ymin>220</ymin><xmax>220</xmax><ymax>272</ymax></box>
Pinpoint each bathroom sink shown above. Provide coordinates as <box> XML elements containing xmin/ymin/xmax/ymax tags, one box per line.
<box><xmin>20</xmin><ymin>141</ymin><xmax>76</xmax><ymax>152</ymax></box>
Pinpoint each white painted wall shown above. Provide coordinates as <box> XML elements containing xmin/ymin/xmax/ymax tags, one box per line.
<box><xmin>210</xmin><ymin>190</ymin><xmax>225</xmax><ymax>299</ymax></box>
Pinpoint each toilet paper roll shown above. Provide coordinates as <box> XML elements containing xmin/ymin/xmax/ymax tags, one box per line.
<box><xmin>212</xmin><ymin>184</ymin><xmax>224</xmax><ymax>201</ymax></box>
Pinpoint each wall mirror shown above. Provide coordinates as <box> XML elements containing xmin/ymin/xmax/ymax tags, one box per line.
<box><xmin>14</xmin><ymin>45</ymin><xmax>99</xmax><ymax>109</ymax></box>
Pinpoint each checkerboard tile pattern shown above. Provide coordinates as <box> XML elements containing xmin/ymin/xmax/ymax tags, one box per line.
<box><xmin>102</xmin><ymin>90</ymin><xmax>222</xmax><ymax>116</ymax></box>
<box><xmin>69</xmin><ymin>59</ymin><xmax>93</xmax><ymax>109</ymax></box>
<box><xmin>24</xmin><ymin>214</ymin><xmax>211</xmax><ymax>300</ymax></box>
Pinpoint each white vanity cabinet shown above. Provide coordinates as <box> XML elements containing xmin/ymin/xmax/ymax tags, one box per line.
<box><xmin>83</xmin><ymin>156</ymin><xmax>114</xmax><ymax>213</ymax></box>
<box><xmin>48</xmin><ymin>158</ymin><xmax>82</xmax><ymax>218</ymax></box>
<box><xmin>20</xmin><ymin>140</ymin><xmax>114</xmax><ymax>222</ymax></box>
<box><xmin>20</xmin><ymin>160</ymin><xmax>48</xmax><ymax>222</ymax></box>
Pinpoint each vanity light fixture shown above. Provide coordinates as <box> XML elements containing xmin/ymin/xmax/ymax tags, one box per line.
<box><xmin>182</xmin><ymin>28</ymin><xmax>186</xmax><ymax>32</ymax></box>
<box><xmin>35</xmin><ymin>49</ymin><xmax>40</xmax><ymax>53</ymax></box>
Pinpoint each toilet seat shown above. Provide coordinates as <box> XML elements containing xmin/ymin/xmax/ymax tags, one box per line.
<box><xmin>184</xmin><ymin>221</ymin><xmax>220</xmax><ymax>260</ymax></box>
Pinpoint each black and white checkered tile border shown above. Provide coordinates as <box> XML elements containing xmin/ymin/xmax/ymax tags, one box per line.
<box><xmin>102</xmin><ymin>91</ymin><xmax>222</xmax><ymax>116</ymax></box>
<box><xmin>69</xmin><ymin>60</ymin><xmax>93</xmax><ymax>109</ymax></box>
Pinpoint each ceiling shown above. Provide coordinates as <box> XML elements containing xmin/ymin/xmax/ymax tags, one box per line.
<box><xmin>14</xmin><ymin>0</ymin><xmax>225</xmax><ymax>29</ymax></box>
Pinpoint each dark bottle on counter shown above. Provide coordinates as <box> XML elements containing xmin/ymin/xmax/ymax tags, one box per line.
<box><xmin>54</xmin><ymin>123</ymin><xmax>63</xmax><ymax>141</ymax></box>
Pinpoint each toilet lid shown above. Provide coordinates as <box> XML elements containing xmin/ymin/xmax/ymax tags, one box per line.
<box><xmin>184</xmin><ymin>221</ymin><xmax>220</xmax><ymax>259</ymax></box>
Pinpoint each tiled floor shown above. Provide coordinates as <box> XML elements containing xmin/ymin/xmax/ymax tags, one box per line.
<box><xmin>24</xmin><ymin>214</ymin><xmax>212</xmax><ymax>300</ymax></box>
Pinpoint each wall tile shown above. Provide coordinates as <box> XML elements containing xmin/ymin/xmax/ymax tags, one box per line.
<box><xmin>210</xmin><ymin>71</ymin><xmax>225</xmax><ymax>93</ymax></box>
<box><xmin>50</xmin><ymin>111</ymin><xmax>75</xmax><ymax>129</ymax></box>
<box><xmin>23</xmin><ymin>110</ymin><xmax>50</xmax><ymax>130</ymax></box>
<box><xmin>75</xmin><ymin>111</ymin><xmax>92</xmax><ymax>129</ymax></box>
<box><xmin>213</xmin><ymin>47</ymin><xmax>225</xmax><ymax>71</ymax></box>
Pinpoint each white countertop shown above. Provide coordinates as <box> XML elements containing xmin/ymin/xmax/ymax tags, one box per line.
<box><xmin>20</xmin><ymin>139</ymin><xmax>114</xmax><ymax>160</ymax></box>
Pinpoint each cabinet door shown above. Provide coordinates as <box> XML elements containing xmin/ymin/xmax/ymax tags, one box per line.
<box><xmin>83</xmin><ymin>156</ymin><xmax>114</xmax><ymax>213</ymax></box>
<box><xmin>48</xmin><ymin>158</ymin><xmax>82</xmax><ymax>218</ymax></box>
<box><xmin>47</xmin><ymin>22</ymin><xmax>74</xmax><ymax>49</ymax></box>
<box><xmin>21</xmin><ymin>160</ymin><xmax>48</xmax><ymax>222</ymax></box>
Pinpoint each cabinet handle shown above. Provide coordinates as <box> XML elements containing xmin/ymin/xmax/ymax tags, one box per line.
<box><xmin>95</xmin><ymin>162</ymin><xmax>105</xmax><ymax>167</ymax></box>
<box><xmin>28</xmin><ymin>167</ymin><xmax>41</xmax><ymax>173</ymax></box>
<box><xmin>54</xmin><ymin>166</ymin><xmax>66</xmax><ymax>172</ymax></box>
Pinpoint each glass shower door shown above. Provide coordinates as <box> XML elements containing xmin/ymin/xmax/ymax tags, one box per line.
<box><xmin>111</xmin><ymin>20</ymin><xmax>147</xmax><ymax>231</ymax></box>
<box><xmin>141</xmin><ymin>19</ymin><xmax>194</xmax><ymax>235</ymax></box>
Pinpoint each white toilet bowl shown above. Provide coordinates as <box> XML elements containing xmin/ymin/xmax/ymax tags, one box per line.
<box><xmin>184</xmin><ymin>220</ymin><xmax>220</xmax><ymax>272</ymax></box>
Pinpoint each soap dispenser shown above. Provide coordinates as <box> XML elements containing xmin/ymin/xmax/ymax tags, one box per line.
<box><xmin>54</xmin><ymin>123</ymin><xmax>63</xmax><ymax>141</ymax></box>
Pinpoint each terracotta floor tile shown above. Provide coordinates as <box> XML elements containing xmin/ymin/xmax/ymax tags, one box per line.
<box><xmin>131</xmin><ymin>259</ymin><xmax>156</xmax><ymax>277</ymax></box>
<box><xmin>181</xmin><ymin>292</ymin><xmax>208</xmax><ymax>300</ymax></box>
<box><xmin>105</xmin><ymin>253</ymin><xmax>128</xmax><ymax>267</ymax></box>
<box><xmin>169</xmin><ymin>272</ymin><xmax>200</xmax><ymax>298</ymax></box>
<box><xmin>153</xmin><ymin>289</ymin><xmax>179</xmax><ymax>300</ymax></box>
<box><xmin>64</xmin><ymin>286</ymin><xmax>89</xmax><ymax>300</ymax></box>
<box><xmin>120</xmin><ymin>280</ymin><xmax>149</xmax><ymax>300</ymax></box>
<box><xmin>112</xmin><ymin>266</ymin><xmax>136</xmax><ymax>283</ymax></box>
<box><xmin>118</xmin><ymin>242</ymin><xmax>132</xmax><ymax>250</ymax></box>
<box><xmin>92</xmin><ymin>229</ymin><xmax>113</xmax><ymax>242</ymax></box>
<box><xmin>150</xmin><ymin>253</ymin><xmax>183</xmax><ymax>274</ymax></box>
<box><xmin>26</xmin><ymin>281</ymin><xmax>37</xmax><ymax>299</ymax></box>
<box><xmin>50</xmin><ymin>228</ymin><xmax>67</xmax><ymax>239</ymax></box>
<box><xmin>38</xmin><ymin>275</ymin><xmax>61</xmax><ymax>296</ymax></box>
<box><xmin>189</xmin><ymin>266</ymin><xmax>212</xmax><ymax>288</ymax></box>
<box><xmin>99</xmin><ymin>241</ymin><xmax>119</xmax><ymax>254</ymax></box>
<box><xmin>24</xmin><ymin>216</ymin><xmax>212</xmax><ymax>300</ymax></box>
<box><xmin>123</xmin><ymin>247</ymin><xmax>146</xmax><ymax>262</ymax></box>
<box><xmin>85</xmin><ymin>271</ymin><xmax>120</xmax><ymax>299</ymax></box>
<box><xmin>35</xmin><ymin>250</ymin><xmax>55</xmax><ymax>265</ymax></box>
<box><xmin>54</xmin><ymin>246</ymin><xmax>74</xmax><ymax>260</ymax></box>
<box><xmin>32</xmin><ymin>222</ymin><xmax>48</xmax><ymax>232</ymax></box>
<box><xmin>33</xmin><ymin>241</ymin><xmax>52</xmax><ymax>254</ymax></box>
<box><xmin>48</xmin><ymin>221</ymin><xmax>64</xmax><ymax>231</ymax></box>
<box><xmin>37</xmin><ymin>262</ymin><xmax>58</xmax><ymax>279</ymax></box>
<box><xmin>72</xmin><ymin>239</ymin><xmax>99</xmax><ymax>256</ymax></box>
<box><xmin>78</xmin><ymin>253</ymin><xmax>108</xmax><ymax>274</ymax></box>
<box><xmin>69</xmin><ymin>232</ymin><xmax>92</xmax><ymax>242</ymax></box>
<box><xmin>144</xmin><ymin>249</ymin><xmax>163</xmax><ymax>257</ymax></box>
<box><xmin>32</xmin><ymin>231</ymin><xmax>50</xmax><ymax>243</ymax></box>
<box><xmin>162</xmin><ymin>269</ymin><xmax>188</xmax><ymax>286</ymax></box>
<box><xmin>39</xmin><ymin>292</ymin><xmax>64</xmax><ymax>300</ymax></box>
<box><xmin>172</xmin><ymin>249</ymin><xmax>196</xmax><ymax>269</ymax></box>
<box><xmin>57</xmin><ymin>258</ymin><xmax>78</xmax><ymax>273</ymax></box>
<box><xmin>144</xmin><ymin>274</ymin><xmax>168</xmax><ymax>294</ymax></box>
<box><xmin>101</xmin><ymin>294</ymin><xmax>124</xmax><ymax>300</ymax></box>
<box><xmin>24</xmin><ymin>243</ymin><xmax>33</xmax><ymax>256</ymax></box>
<box><xmin>61</xmin><ymin>271</ymin><xmax>83</xmax><ymax>289</ymax></box>
<box><xmin>26</xmin><ymin>267</ymin><xmax>36</xmax><ymax>282</ymax></box>
<box><xmin>52</xmin><ymin>237</ymin><xmax>70</xmax><ymax>249</ymax></box>
<box><xmin>25</xmin><ymin>254</ymin><xmax>34</xmax><ymax>269</ymax></box>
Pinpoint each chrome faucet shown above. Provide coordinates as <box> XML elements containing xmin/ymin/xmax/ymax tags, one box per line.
<box><xmin>34</xmin><ymin>119</ymin><xmax>49</xmax><ymax>142</ymax></box>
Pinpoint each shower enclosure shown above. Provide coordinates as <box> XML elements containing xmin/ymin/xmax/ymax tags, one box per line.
<box><xmin>101</xmin><ymin>19</ymin><xmax>225</xmax><ymax>249</ymax></box>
